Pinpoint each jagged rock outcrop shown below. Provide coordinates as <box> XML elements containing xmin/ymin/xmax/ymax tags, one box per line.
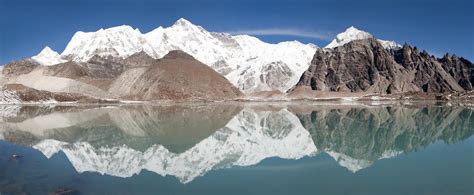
<box><xmin>438</xmin><ymin>53</ymin><xmax>474</xmax><ymax>90</ymax></box>
<box><xmin>292</xmin><ymin>38</ymin><xmax>418</xmax><ymax>94</ymax></box>
<box><xmin>292</xmin><ymin>38</ymin><xmax>471</xmax><ymax>94</ymax></box>
<box><xmin>393</xmin><ymin>44</ymin><xmax>465</xmax><ymax>93</ymax></box>
<box><xmin>108</xmin><ymin>50</ymin><xmax>243</xmax><ymax>101</ymax></box>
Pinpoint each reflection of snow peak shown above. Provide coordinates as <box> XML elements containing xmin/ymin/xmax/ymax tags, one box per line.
<box><xmin>34</xmin><ymin>109</ymin><xmax>318</xmax><ymax>183</ymax></box>
<box><xmin>326</xmin><ymin>149</ymin><xmax>403</xmax><ymax>173</ymax></box>
<box><xmin>33</xmin><ymin>139</ymin><xmax>67</xmax><ymax>158</ymax></box>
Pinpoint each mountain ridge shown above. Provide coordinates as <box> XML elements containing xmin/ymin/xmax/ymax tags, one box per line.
<box><xmin>55</xmin><ymin>18</ymin><xmax>317</xmax><ymax>92</ymax></box>
<box><xmin>0</xmin><ymin>18</ymin><xmax>472</xmax><ymax>103</ymax></box>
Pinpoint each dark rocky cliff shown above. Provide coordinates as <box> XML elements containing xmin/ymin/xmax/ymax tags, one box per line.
<box><xmin>292</xmin><ymin>38</ymin><xmax>472</xmax><ymax>94</ymax></box>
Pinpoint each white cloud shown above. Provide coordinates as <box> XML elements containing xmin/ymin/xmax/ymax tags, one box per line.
<box><xmin>226</xmin><ymin>28</ymin><xmax>330</xmax><ymax>40</ymax></box>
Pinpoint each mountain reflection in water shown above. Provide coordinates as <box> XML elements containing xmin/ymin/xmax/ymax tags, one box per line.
<box><xmin>0</xmin><ymin>102</ymin><xmax>472</xmax><ymax>185</ymax></box>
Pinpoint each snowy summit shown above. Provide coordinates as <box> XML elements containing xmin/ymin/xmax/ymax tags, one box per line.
<box><xmin>31</xmin><ymin>46</ymin><xmax>67</xmax><ymax>66</ymax></box>
<box><xmin>325</xmin><ymin>26</ymin><xmax>400</xmax><ymax>49</ymax></box>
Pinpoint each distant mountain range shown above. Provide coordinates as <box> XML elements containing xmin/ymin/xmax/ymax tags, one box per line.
<box><xmin>0</xmin><ymin>18</ymin><xmax>472</xmax><ymax>103</ymax></box>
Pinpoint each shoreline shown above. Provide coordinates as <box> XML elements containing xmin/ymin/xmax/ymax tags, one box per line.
<box><xmin>0</xmin><ymin>98</ymin><xmax>472</xmax><ymax>107</ymax></box>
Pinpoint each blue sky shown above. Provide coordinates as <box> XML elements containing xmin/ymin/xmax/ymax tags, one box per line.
<box><xmin>0</xmin><ymin>0</ymin><xmax>472</xmax><ymax>64</ymax></box>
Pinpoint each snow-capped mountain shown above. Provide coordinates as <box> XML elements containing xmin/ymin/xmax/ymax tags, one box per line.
<box><xmin>325</xmin><ymin>26</ymin><xmax>401</xmax><ymax>49</ymax></box>
<box><xmin>31</xmin><ymin>46</ymin><xmax>67</xmax><ymax>66</ymax></box>
<box><xmin>62</xmin><ymin>25</ymin><xmax>158</xmax><ymax>62</ymax></box>
<box><xmin>59</xmin><ymin>18</ymin><xmax>317</xmax><ymax>93</ymax></box>
<box><xmin>23</xmin><ymin>20</ymin><xmax>409</xmax><ymax>94</ymax></box>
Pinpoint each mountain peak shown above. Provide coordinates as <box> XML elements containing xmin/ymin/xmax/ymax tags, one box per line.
<box><xmin>162</xmin><ymin>50</ymin><xmax>195</xmax><ymax>60</ymax></box>
<box><xmin>40</xmin><ymin>46</ymin><xmax>54</xmax><ymax>53</ymax></box>
<box><xmin>172</xmin><ymin>18</ymin><xmax>194</xmax><ymax>27</ymax></box>
<box><xmin>325</xmin><ymin>26</ymin><xmax>373</xmax><ymax>48</ymax></box>
<box><xmin>346</xmin><ymin>26</ymin><xmax>362</xmax><ymax>32</ymax></box>
<box><xmin>36</xmin><ymin>46</ymin><xmax>58</xmax><ymax>57</ymax></box>
<box><xmin>99</xmin><ymin>25</ymin><xmax>140</xmax><ymax>34</ymax></box>
<box><xmin>325</xmin><ymin>26</ymin><xmax>400</xmax><ymax>49</ymax></box>
<box><xmin>62</xmin><ymin>24</ymin><xmax>154</xmax><ymax>61</ymax></box>
<box><xmin>31</xmin><ymin>46</ymin><xmax>66</xmax><ymax>66</ymax></box>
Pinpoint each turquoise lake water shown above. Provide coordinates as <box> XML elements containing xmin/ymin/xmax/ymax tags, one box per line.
<box><xmin>0</xmin><ymin>102</ymin><xmax>472</xmax><ymax>194</ymax></box>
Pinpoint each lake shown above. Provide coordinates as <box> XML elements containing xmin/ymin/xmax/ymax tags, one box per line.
<box><xmin>0</xmin><ymin>102</ymin><xmax>472</xmax><ymax>194</ymax></box>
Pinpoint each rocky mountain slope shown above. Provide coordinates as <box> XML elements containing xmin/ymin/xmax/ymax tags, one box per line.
<box><xmin>292</xmin><ymin>37</ymin><xmax>472</xmax><ymax>95</ymax></box>
<box><xmin>108</xmin><ymin>50</ymin><xmax>243</xmax><ymax>101</ymax></box>
<box><xmin>1</xmin><ymin>49</ymin><xmax>243</xmax><ymax>102</ymax></box>
<box><xmin>2</xmin><ymin>59</ymin><xmax>40</xmax><ymax>77</ymax></box>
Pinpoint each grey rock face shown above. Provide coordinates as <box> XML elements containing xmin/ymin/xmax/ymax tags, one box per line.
<box><xmin>393</xmin><ymin>45</ymin><xmax>465</xmax><ymax>93</ymax></box>
<box><xmin>211</xmin><ymin>60</ymin><xmax>233</xmax><ymax>76</ymax></box>
<box><xmin>438</xmin><ymin>53</ymin><xmax>474</xmax><ymax>91</ymax></box>
<box><xmin>260</xmin><ymin>61</ymin><xmax>293</xmax><ymax>91</ymax></box>
<box><xmin>293</xmin><ymin>38</ymin><xmax>471</xmax><ymax>94</ymax></box>
<box><xmin>293</xmin><ymin>38</ymin><xmax>415</xmax><ymax>93</ymax></box>
<box><xmin>2</xmin><ymin>59</ymin><xmax>40</xmax><ymax>76</ymax></box>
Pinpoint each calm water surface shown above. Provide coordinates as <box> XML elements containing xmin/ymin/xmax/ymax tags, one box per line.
<box><xmin>0</xmin><ymin>102</ymin><xmax>472</xmax><ymax>194</ymax></box>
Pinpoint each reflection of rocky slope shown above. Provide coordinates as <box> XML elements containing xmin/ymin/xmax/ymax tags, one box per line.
<box><xmin>0</xmin><ymin>103</ymin><xmax>472</xmax><ymax>183</ymax></box>
<box><xmin>0</xmin><ymin>104</ymin><xmax>241</xmax><ymax>153</ymax></box>
<box><xmin>292</xmin><ymin>104</ymin><xmax>474</xmax><ymax>172</ymax></box>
